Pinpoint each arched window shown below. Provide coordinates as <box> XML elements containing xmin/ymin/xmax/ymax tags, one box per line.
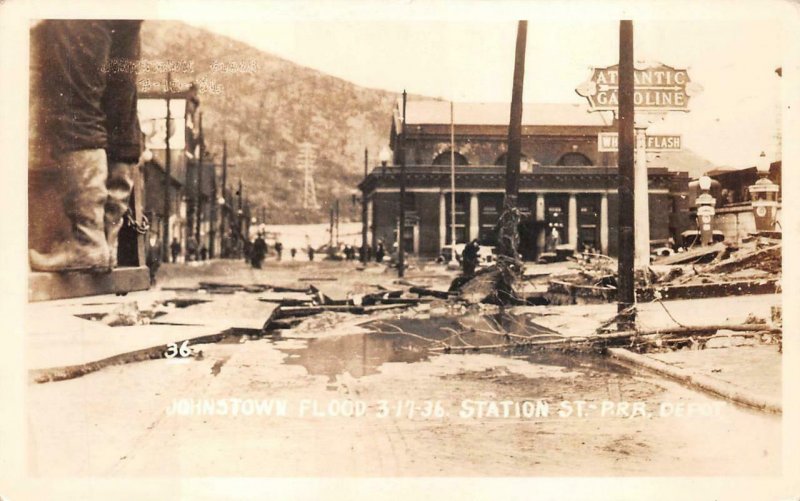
<box><xmin>556</xmin><ymin>152</ymin><xmax>593</xmax><ymax>166</ymax></box>
<box><xmin>433</xmin><ymin>151</ymin><xmax>469</xmax><ymax>166</ymax></box>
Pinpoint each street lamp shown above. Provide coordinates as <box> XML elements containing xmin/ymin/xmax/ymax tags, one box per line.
<box><xmin>696</xmin><ymin>175</ymin><xmax>716</xmax><ymax>246</ymax></box>
<box><xmin>750</xmin><ymin>151</ymin><xmax>780</xmax><ymax>234</ymax></box>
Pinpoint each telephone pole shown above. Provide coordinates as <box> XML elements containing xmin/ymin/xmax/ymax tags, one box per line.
<box><xmin>361</xmin><ymin>148</ymin><xmax>369</xmax><ymax>263</ymax></box>
<box><xmin>617</xmin><ymin>20</ymin><xmax>636</xmax><ymax>329</ymax></box>
<box><xmin>161</xmin><ymin>72</ymin><xmax>172</xmax><ymax>262</ymax></box>
<box><xmin>398</xmin><ymin>90</ymin><xmax>407</xmax><ymax>278</ymax></box>
<box><xmin>505</xmin><ymin>20</ymin><xmax>527</xmax><ymax>208</ymax></box>
<box><xmin>494</xmin><ymin>20</ymin><xmax>527</xmax><ymax>302</ymax></box>
<box><xmin>195</xmin><ymin>112</ymin><xmax>204</xmax><ymax>246</ymax></box>
<box><xmin>220</xmin><ymin>140</ymin><xmax>228</xmax><ymax>257</ymax></box>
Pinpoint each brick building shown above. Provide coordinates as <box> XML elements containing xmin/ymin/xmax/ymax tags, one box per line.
<box><xmin>358</xmin><ymin>100</ymin><xmax>691</xmax><ymax>260</ymax></box>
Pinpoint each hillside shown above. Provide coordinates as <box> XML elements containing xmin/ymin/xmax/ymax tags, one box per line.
<box><xmin>140</xmin><ymin>20</ymin><xmax>398</xmax><ymax>224</ymax></box>
<box><xmin>651</xmin><ymin>149</ymin><xmax>716</xmax><ymax>179</ymax></box>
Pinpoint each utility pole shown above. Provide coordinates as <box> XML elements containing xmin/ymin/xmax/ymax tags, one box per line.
<box><xmin>505</xmin><ymin>20</ymin><xmax>526</xmax><ymax>209</ymax></box>
<box><xmin>161</xmin><ymin>72</ymin><xmax>172</xmax><ymax>262</ymax></box>
<box><xmin>617</xmin><ymin>20</ymin><xmax>636</xmax><ymax>329</ymax></box>
<box><xmin>195</xmin><ymin>112</ymin><xmax>204</xmax><ymax>247</ymax></box>
<box><xmin>334</xmin><ymin>199</ymin><xmax>340</xmax><ymax>246</ymax></box>
<box><xmin>237</xmin><ymin>178</ymin><xmax>243</xmax><ymax>253</ymax></box>
<box><xmin>209</xmin><ymin>149</ymin><xmax>217</xmax><ymax>259</ymax></box>
<box><xmin>494</xmin><ymin>20</ymin><xmax>527</xmax><ymax>303</ymax></box>
<box><xmin>329</xmin><ymin>205</ymin><xmax>335</xmax><ymax>249</ymax></box>
<box><xmin>361</xmin><ymin>148</ymin><xmax>368</xmax><ymax>263</ymax></box>
<box><xmin>220</xmin><ymin>140</ymin><xmax>228</xmax><ymax>257</ymax></box>
<box><xmin>448</xmin><ymin>101</ymin><xmax>458</xmax><ymax>269</ymax></box>
<box><xmin>398</xmin><ymin>89</ymin><xmax>407</xmax><ymax>278</ymax></box>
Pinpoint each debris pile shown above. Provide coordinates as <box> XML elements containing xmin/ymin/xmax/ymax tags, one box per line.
<box><xmin>544</xmin><ymin>239</ymin><xmax>781</xmax><ymax>304</ymax></box>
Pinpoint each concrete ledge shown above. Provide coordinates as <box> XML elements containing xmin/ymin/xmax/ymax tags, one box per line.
<box><xmin>29</xmin><ymin>330</ymin><xmax>232</xmax><ymax>384</ymax></box>
<box><xmin>608</xmin><ymin>347</ymin><xmax>781</xmax><ymax>414</ymax></box>
<box><xmin>28</xmin><ymin>266</ymin><xmax>150</xmax><ymax>302</ymax></box>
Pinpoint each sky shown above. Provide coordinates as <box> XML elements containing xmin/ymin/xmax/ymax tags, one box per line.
<box><xmin>188</xmin><ymin>5</ymin><xmax>787</xmax><ymax>168</ymax></box>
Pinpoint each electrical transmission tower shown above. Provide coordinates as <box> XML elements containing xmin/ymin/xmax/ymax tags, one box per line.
<box><xmin>298</xmin><ymin>142</ymin><xmax>319</xmax><ymax>210</ymax></box>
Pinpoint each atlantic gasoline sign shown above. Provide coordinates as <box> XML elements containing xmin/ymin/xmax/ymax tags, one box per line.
<box><xmin>576</xmin><ymin>63</ymin><xmax>702</xmax><ymax>112</ymax></box>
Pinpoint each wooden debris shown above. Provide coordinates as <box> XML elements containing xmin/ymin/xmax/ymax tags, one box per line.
<box><xmin>654</xmin><ymin>243</ymin><xmax>727</xmax><ymax>266</ymax></box>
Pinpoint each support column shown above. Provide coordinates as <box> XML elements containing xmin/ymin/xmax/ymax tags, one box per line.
<box><xmin>439</xmin><ymin>192</ymin><xmax>447</xmax><ymax>250</ymax></box>
<box><xmin>469</xmin><ymin>192</ymin><xmax>479</xmax><ymax>241</ymax></box>
<box><xmin>600</xmin><ymin>193</ymin><xmax>609</xmax><ymax>255</ymax></box>
<box><xmin>634</xmin><ymin>126</ymin><xmax>650</xmax><ymax>268</ymax></box>
<box><xmin>535</xmin><ymin>193</ymin><xmax>546</xmax><ymax>254</ymax></box>
<box><xmin>568</xmin><ymin>194</ymin><xmax>578</xmax><ymax>249</ymax></box>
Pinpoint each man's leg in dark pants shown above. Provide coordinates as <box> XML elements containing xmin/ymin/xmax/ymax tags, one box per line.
<box><xmin>102</xmin><ymin>21</ymin><xmax>143</xmax><ymax>267</ymax></box>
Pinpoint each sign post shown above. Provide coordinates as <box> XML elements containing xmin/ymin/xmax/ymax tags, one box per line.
<box><xmin>577</xmin><ymin>62</ymin><xmax>702</xmax><ymax>271</ymax></box>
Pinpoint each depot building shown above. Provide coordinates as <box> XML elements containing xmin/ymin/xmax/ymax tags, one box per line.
<box><xmin>358</xmin><ymin>99</ymin><xmax>691</xmax><ymax>260</ymax></box>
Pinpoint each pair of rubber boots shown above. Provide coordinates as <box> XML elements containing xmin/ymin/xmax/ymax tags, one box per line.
<box><xmin>29</xmin><ymin>149</ymin><xmax>135</xmax><ymax>273</ymax></box>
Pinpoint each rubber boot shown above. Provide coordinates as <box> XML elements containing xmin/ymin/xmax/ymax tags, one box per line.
<box><xmin>105</xmin><ymin>161</ymin><xmax>136</xmax><ymax>268</ymax></box>
<box><xmin>29</xmin><ymin>149</ymin><xmax>111</xmax><ymax>272</ymax></box>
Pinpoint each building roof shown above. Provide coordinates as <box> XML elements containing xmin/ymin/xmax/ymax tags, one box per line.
<box><xmin>396</xmin><ymin>99</ymin><xmax>612</xmax><ymax>128</ymax></box>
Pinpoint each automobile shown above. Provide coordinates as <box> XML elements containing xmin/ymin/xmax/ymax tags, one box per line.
<box><xmin>437</xmin><ymin>243</ymin><xmax>496</xmax><ymax>265</ymax></box>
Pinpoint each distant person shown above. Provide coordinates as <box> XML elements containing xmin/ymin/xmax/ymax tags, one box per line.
<box><xmin>547</xmin><ymin>226</ymin><xmax>561</xmax><ymax>252</ymax></box>
<box><xmin>186</xmin><ymin>237</ymin><xmax>197</xmax><ymax>262</ymax></box>
<box><xmin>375</xmin><ymin>240</ymin><xmax>385</xmax><ymax>263</ymax></box>
<box><xmin>199</xmin><ymin>245</ymin><xmax>208</xmax><ymax>261</ymax></box>
<box><xmin>290</xmin><ymin>247</ymin><xmax>297</xmax><ymax>260</ymax></box>
<box><xmin>344</xmin><ymin>244</ymin><xmax>352</xmax><ymax>260</ymax></box>
<box><xmin>243</xmin><ymin>239</ymin><xmax>252</xmax><ymax>263</ymax></box>
<box><xmin>170</xmin><ymin>238</ymin><xmax>181</xmax><ymax>263</ymax></box>
<box><xmin>251</xmin><ymin>233</ymin><xmax>267</xmax><ymax>268</ymax></box>
<box><xmin>462</xmin><ymin>239</ymin><xmax>480</xmax><ymax>276</ymax></box>
<box><xmin>307</xmin><ymin>245</ymin><xmax>315</xmax><ymax>261</ymax></box>
<box><xmin>146</xmin><ymin>236</ymin><xmax>161</xmax><ymax>286</ymax></box>
<box><xmin>274</xmin><ymin>241</ymin><xmax>283</xmax><ymax>261</ymax></box>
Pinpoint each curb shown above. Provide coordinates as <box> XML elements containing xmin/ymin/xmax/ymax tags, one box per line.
<box><xmin>607</xmin><ymin>347</ymin><xmax>781</xmax><ymax>414</ymax></box>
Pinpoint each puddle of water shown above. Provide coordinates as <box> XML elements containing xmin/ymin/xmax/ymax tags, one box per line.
<box><xmin>277</xmin><ymin>331</ymin><xmax>431</xmax><ymax>382</ymax></box>
<box><xmin>275</xmin><ymin>313</ymin><xmax>633</xmax><ymax>382</ymax></box>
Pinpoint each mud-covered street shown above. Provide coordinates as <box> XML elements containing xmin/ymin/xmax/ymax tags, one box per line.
<box><xmin>26</xmin><ymin>259</ymin><xmax>781</xmax><ymax>476</ymax></box>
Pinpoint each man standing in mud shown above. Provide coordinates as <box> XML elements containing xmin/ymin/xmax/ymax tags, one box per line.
<box><xmin>462</xmin><ymin>239</ymin><xmax>480</xmax><ymax>276</ymax></box>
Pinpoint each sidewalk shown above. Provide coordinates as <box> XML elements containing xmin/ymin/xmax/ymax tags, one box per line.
<box><xmin>609</xmin><ymin>344</ymin><xmax>781</xmax><ymax>413</ymax></box>
<box><xmin>512</xmin><ymin>293</ymin><xmax>781</xmax><ymax>337</ymax></box>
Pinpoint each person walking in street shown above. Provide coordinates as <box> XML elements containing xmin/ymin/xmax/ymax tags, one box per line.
<box><xmin>170</xmin><ymin>238</ymin><xmax>181</xmax><ymax>263</ymax></box>
<box><xmin>28</xmin><ymin>20</ymin><xmax>144</xmax><ymax>273</ymax></box>
<box><xmin>375</xmin><ymin>240</ymin><xmax>385</xmax><ymax>263</ymax></box>
<box><xmin>307</xmin><ymin>245</ymin><xmax>315</xmax><ymax>262</ymax></box>
<box><xmin>290</xmin><ymin>247</ymin><xmax>297</xmax><ymax>260</ymax></box>
<box><xmin>274</xmin><ymin>240</ymin><xmax>283</xmax><ymax>261</ymax></box>
<box><xmin>251</xmin><ymin>233</ymin><xmax>267</xmax><ymax>269</ymax></box>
